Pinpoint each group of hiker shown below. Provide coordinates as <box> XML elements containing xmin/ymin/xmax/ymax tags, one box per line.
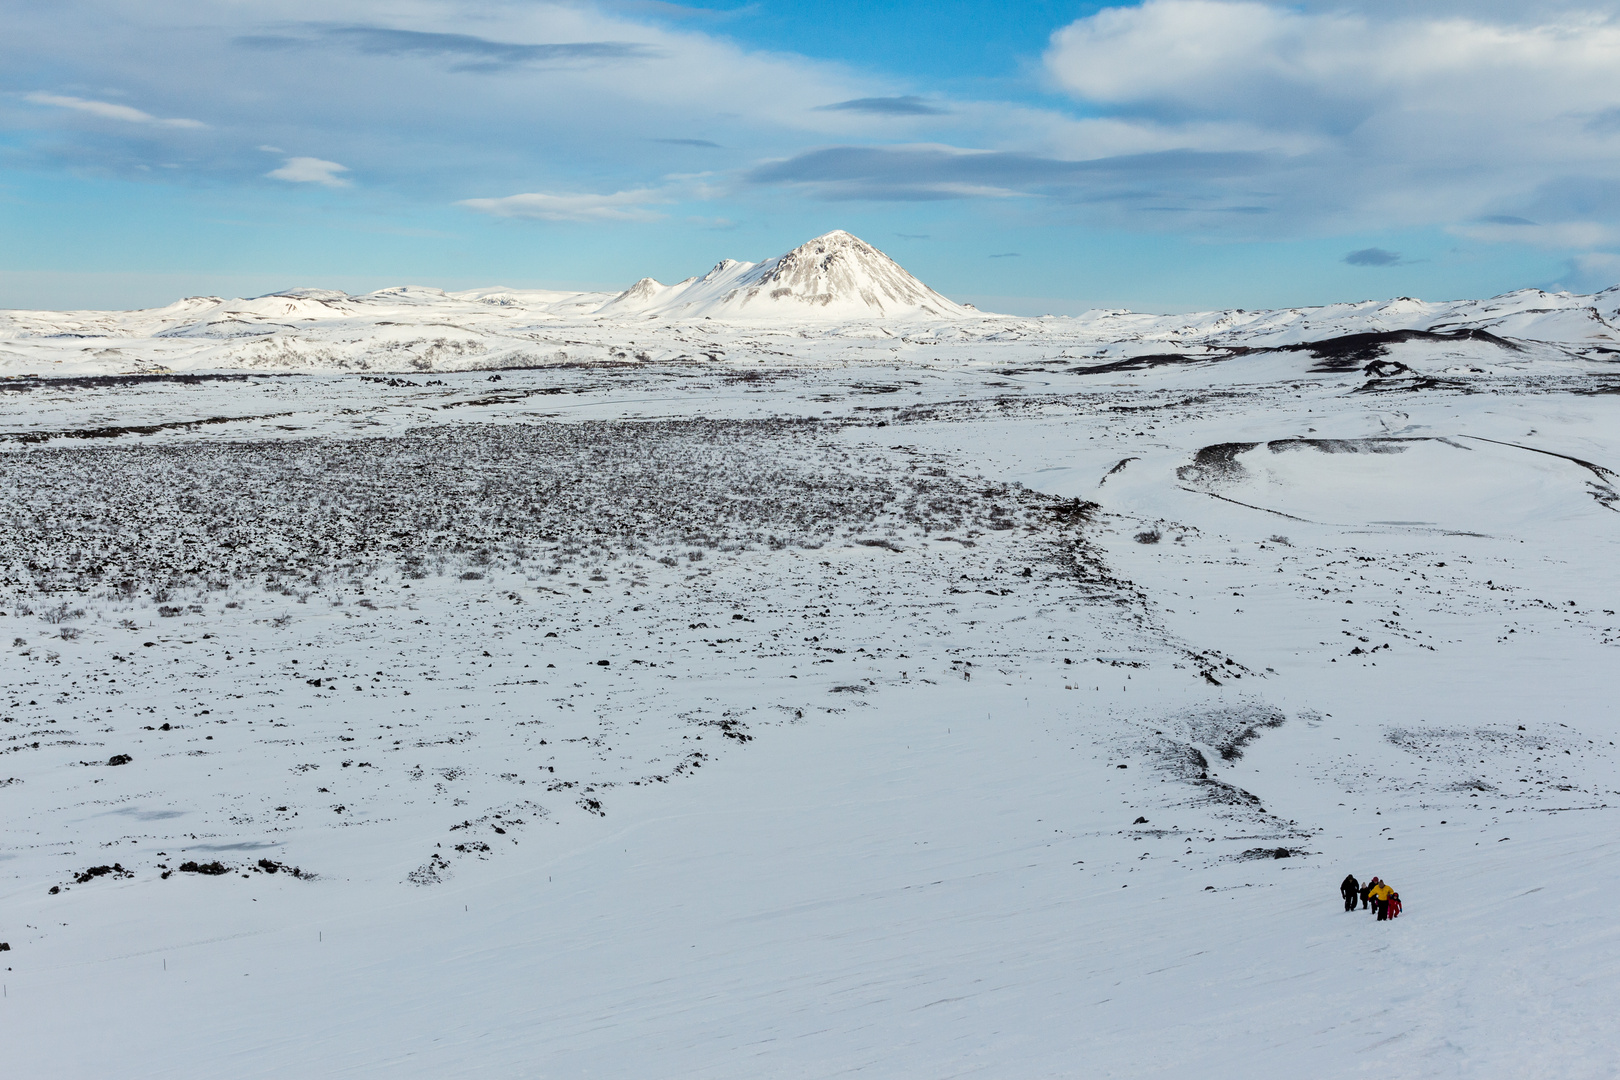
<box><xmin>1339</xmin><ymin>874</ymin><xmax>1402</xmax><ymax>920</ymax></box>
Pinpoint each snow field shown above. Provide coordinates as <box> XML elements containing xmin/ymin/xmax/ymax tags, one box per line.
<box><xmin>2</xmin><ymin>345</ymin><xmax>1618</xmax><ymax>1076</ymax></box>
<box><xmin>8</xmin><ymin>683</ymin><xmax>1617</xmax><ymax>1078</ymax></box>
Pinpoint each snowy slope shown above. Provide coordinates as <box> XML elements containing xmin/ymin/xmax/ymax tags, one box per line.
<box><xmin>1</xmin><ymin>351</ymin><xmax>1618</xmax><ymax>1077</ymax></box>
<box><xmin>3</xmin><ymin>241</ymin><xmax>1620</xmax><ymax>1076</ymax></box>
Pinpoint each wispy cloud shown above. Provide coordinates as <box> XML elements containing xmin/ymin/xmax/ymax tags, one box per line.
<box><xmin>749</xmin><ymin>144</ymin><xmax>1274</xmax><ymax>204</ymax></box>
<box><xmin>1454</xmin><ymin>219</ymin><xmax>1620</xmax><ymax>248</ymax></box>
<box><xmin>1584</xmin><ymin>107</ymin><xmax>1620</xmax><ymax>134</ymax></box>
<box><xmin>458</xmin><ymin>188</ymin><xmax>671</xmax><ymax>222</ymax></box>
<box><xmin>816</xmin><ymin>96</ymin><xmax>947</xmax><ymax>116</ymax></box>
<box><xmin>267</xmin><ymin>157</ymin><xmax>351</xmax><ymax>187</ymax></box>
<box><xmin>236</xmin><ymin>25</ymin><xmax>657</xmax><ymax>73</ymax></box>
<box><xmin>3</xmin><ymin>3</ymin><xmax>924</xmax><ymax>205</ymax></box>
<box><xmin>606</xmin><ymin>0</ymin><xmax>757</xmax><ymax>22</ymax></box>
<box><xmin>25</xmin><ymin>92</ymin><xmax>205</xmax><ymax>129</ymax></box>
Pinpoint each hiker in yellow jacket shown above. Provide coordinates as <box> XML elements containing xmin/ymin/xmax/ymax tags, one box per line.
<box><xmin>1368</xmin><ymin>880</ymin><xmax>1395</xmax><ymax>921</ymax></box>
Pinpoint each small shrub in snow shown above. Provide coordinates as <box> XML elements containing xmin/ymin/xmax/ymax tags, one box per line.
<box><xmin>41</xmin><ymin>602</ymin><xmax>84</xmax><ymax>624</ymax></box>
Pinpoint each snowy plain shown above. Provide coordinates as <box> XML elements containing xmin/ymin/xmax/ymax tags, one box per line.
<box><xmin>2</xmin><ymin>234</ymin><xmax>1619</xmax><ymax>1078</ymax></box>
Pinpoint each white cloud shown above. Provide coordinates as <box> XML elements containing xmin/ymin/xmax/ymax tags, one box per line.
<box><xmin>1</xmin><ymin>1</ymin><xmax>934</xmax><ymax>190</ymax></box>
<box><xmin>1044</xmin><ymin>1</ymin><xmax>1620</xmax><ymax>120</ymax></box>
<box><xmin>25</xmin><ymin>91</ymin><xmax>205</xmax><ymax>128</ymax></box>
<box><xmin>458</xmin><ymin>189</ymin><xmax>669</xmax><ymax>222</ymax></box>
<box><xmin>15</xmin><ymin>0</ymin><xmax>1620</xmax><ymax>258</ymax></box>
<box><xmin>1041</xmin><ymin>1</ymin><xmax>1620</xmax><ymax>239</ymax></box>
<box><xmin>267</xmin><ymin>156</ymin><xmax>351</xmax><ymax>187</ymax></box>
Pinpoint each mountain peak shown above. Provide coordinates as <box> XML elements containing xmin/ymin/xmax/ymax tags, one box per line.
<box><xmin>597</xmin><ymin>230</ymin><xmax>972</xmax><ymax>321</ymax></box>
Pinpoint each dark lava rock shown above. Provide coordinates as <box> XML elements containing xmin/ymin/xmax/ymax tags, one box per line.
<box><xmin>177</xmin><ymin>860</ymin><xmax>230</xmax><ymax>875</ymax></box>
<box><xmin>256</xmin><ymin>858</ymin><xmax>312</xmax><ymax>879</ymax></box>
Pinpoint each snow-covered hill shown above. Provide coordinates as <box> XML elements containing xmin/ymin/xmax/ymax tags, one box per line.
<box><xmin>4</xmin><ymin>231</ymin><xmax>1618</xmax><ymax>376</ymax></box>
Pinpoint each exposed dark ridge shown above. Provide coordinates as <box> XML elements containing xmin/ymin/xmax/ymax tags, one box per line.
<box><xmin>1066</xmin><ymin>352</ymin><xmax>1235</xmax><ymax>375</ymax></box>
<box><xmin>1351</xmin><ymin>375</ymin><xmax>1460</xmax><ymax>394</ymax></box>
<box><xmin>1279</xmin><ymin>329</ymin><xmax>1524</xmax><ymax>372</ymax></box>
<box><xmin>0</xmin><ymin>414</ymin><xmax>295</xmax><ymax>443</ymax></box>
<box><xmin>1180</xmin><ymin>437</ymin><xmax>1435</xmax><ymax>484</ymax></box>
<box><xmin>1175</xmin><ymin>441</ymin><xmax>1259</xmax><ymax>485</ymax></box>
<box><xmin>0</xmin><ymin>373</ymin><xmax>301</xmax><ymax>392</ymax></box>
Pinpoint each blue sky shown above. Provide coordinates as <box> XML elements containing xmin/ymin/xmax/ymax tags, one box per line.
<box><xmin>5</xmin><ymin>0</ymin><xmax>1620</xmax><ymax>313</ymax></box>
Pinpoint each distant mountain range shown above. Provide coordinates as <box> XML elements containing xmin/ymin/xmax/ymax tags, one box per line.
<box><xmin>3</xmin><ymin>230</ymin><xmax>1619</xmax><ymax>374</ymax></box>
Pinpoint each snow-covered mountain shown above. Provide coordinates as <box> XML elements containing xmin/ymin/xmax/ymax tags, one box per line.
<box><xmin>2</xmin><ymin>231</ymin><xmax>1620</xmax><ymax>374</ymax></box>
<box><xmin>1064</xmin><ymin>285</ymin><xmax>1620</xmax><ymax>350</ymax></box>
<box><xmin>595</xmin><ymin>230</ymin><xmax>973</xmax><ymax>320</ymax></box>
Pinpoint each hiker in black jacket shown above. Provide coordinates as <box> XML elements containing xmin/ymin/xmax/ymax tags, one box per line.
<box><xmin>1340</xmin><ymin>874</ymin><xmax>1360</xmax><ymax>912</ymax></box>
